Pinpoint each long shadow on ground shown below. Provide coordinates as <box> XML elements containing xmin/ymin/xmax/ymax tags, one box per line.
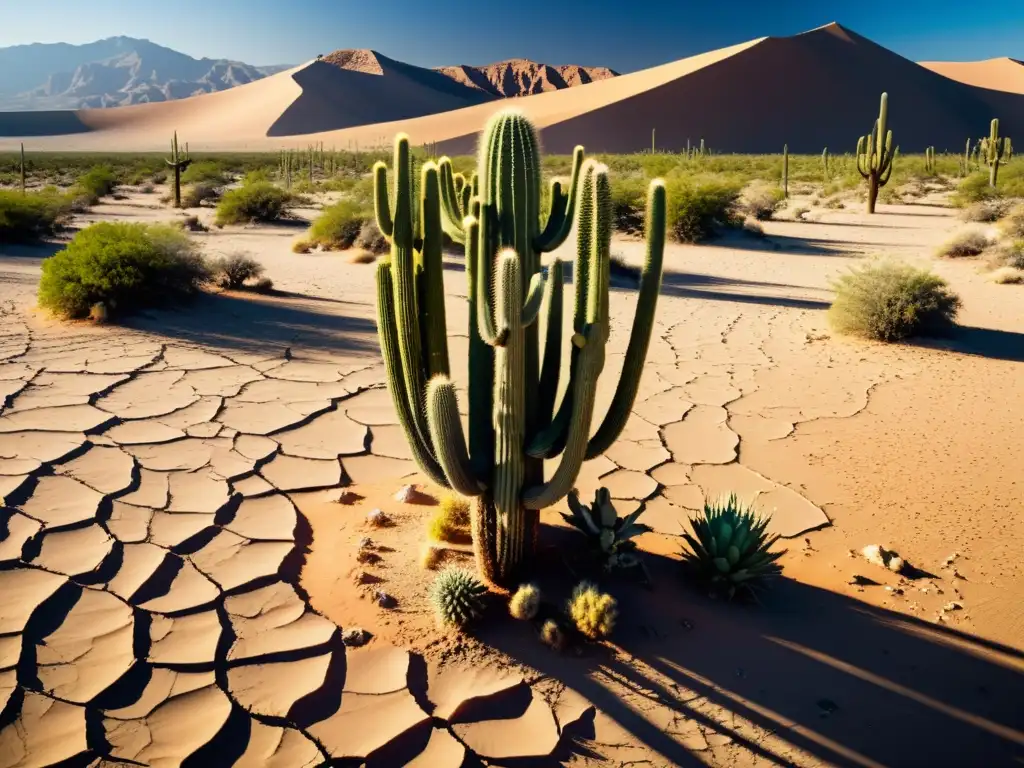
<box><xmin>912</xmin><ymin>325</ymin><xmax>1024</xmax><ymax>364</ymax></box>
<box><xmin>477</xmin><ymin>535</ymin><xmax>1024</xmax><ymax>767</ymax></box>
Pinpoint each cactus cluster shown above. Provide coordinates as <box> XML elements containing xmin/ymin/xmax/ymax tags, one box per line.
<box><xmin>679</xmin><ymin>495</ymin><xmax>786</xmax><ymax>600</ymax></box>
<box><xmin>567</xmin><ymin>581</ymin><xmax>617</xmax><ymax>640</ymax></box>
<box><xmin>982</xmin><ymin>119</ymin><xmax>1009</xmax><ymax>188</ymax></box>
<box><xmin>165</xmin><ymin>131</ymin><xmax>192</xmax><ymax>209</ymax></box>
<box><xmin>429</xmin><ymin>567</ymin><xmax>488</xmax><ymax>629</ymax></box>
<box><xmin>561</xmin><ymin>487</ymin><xmax>651</xmax><ymax>572</ymax></box>
<box><xmin>373</xmin><ymin>110</ymin><xmax>667</xmax><ymax>586</ymax></box>
<box><xmin>509</xmin><ymin>583</ymin><xmax>541</xmax><ymax>620</ymax></box>
<box><xmin>856</xmin><ymin>93</ymin><xmax>895</xmax><ymax>214</ymax></box>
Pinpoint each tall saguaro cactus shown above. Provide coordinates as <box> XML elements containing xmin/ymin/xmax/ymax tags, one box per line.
<box><xmin>373</xmin><ymin>111</ymin><xmax>666</xmax><ymax>585</ymax></box>
<box><xmin>856</xmin><ymin>93</ymin><xmax>895</xmax><ymax>214</ymax></box>
<box><xmin>984</xmin><ymin>118</ymin><xmax>1008</xmax><ymax>188</ymax></box>
<box><xmin>782</xmin><ymin>144</ymin><xmax>789</xmax><ymax>199</ymax></box>
<box><xmin>19</xmin><ymin>143</ymin><xmax>26</xmax><ymax>194</ymax></box>
<box><xmin>925</xmin><ymin>146</ymin><xmax>936</xmax><ymax>175</ymax></box>
<box><xmin>165</xmin><ymin>132</ymin><xmax>192</xmax><ymax>208</ymax></box>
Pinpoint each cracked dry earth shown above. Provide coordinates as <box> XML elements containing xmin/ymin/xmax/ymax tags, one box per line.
<box><xmin>2</xmin><ymin>190</ymin><xmax>1024</xmax><ymax>767</ymax></box>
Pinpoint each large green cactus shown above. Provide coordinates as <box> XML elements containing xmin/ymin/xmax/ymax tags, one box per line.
<box><xmin>165</xmin><ymin>131</ymin><xmax>192</xmax><ymax>209</ymax></box>
<box><xmin>373</xmin><ymin>110</ymin><xmax>666</xmax><ymax>585</ymax></box>
<box><xmin>984</xmin><ymin>118</ymin><xmax>1008</xmax><ymax>188</ymax></box>
<box><xmin>856</xmin><ymin>93</ymin><xmax>895</xmax><ymax>214</ymax></box>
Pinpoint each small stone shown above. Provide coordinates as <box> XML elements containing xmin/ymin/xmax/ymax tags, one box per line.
<box><xmin>342</xmin><ymin>628</ymin><xmax>371</xmax><ymax>647</ymax></box>
<box><xmin>352</xmin><ymin>570</ymin><xmax>379</xmax><ymax>585</ymax></box>
<box><xmin>376</xmin><ymin>590</ymin><xmax>396</xmax><ymax>609</ymax></box>
<box><xmin>358</xmin><ymin>537</ymin><xmax>374</xmax><ymax>550</ymax></box>
<box><xmin>942</xmin><ymin>601</ymin><xmax>963</xmax><ymax>613</ymax></box>
<box><xmin>952</xmin><ymin>569</ymin><xmax>966</xmax><ymax>580</ymax></box>
<box><xmin>887</xmin><ymin>555</ymin><xmax>905</xmax><ymax>574</ymax></box>
<box><xmin>394</xmin><ymin>484</ymin><xmax>424</xmax><ymax>503</ymax></box>
<box><xmin>884</xmin><ymin>585</ymin><xmax>904</xmax><ymax>596</ymax></box>
<box><xmin>848</xmin><ymin>574</ymin><xmax>877</xmax><ymax>586</ymax></box>
<box><xmin>366</xmin><ymin>508</ymin><xmax>389</xmax><ymax>527</ymax></box>
<box><xmin>335</xmin><ymin>490</ymin><xmax>363</xmax><ymax>505</ymax></box>
<box><xmin>942</xmin><ymin>552</ymin><xmax>960</xmax><ymax>568</ymax></box>
<box><xmin>356</xmin><ymin>550</ymin><xmax>380</xmax><ymax>564</ymax></box>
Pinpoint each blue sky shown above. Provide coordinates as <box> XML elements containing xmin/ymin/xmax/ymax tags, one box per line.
<box><xmin>4</xmin><ymin>0</ymin><xmax>1023</xmax><ymax>71</ymax></box>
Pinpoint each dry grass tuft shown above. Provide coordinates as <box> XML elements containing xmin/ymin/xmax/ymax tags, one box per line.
<box><xmin>990</xmin><ymin>266</ymin><xmax>1024</xmax><ymax>284</ymax></box>
<box><xmin>936</xmin><ymin>228</ymin><xmax>990</xmax><ymax>258</ymax></box>
<box><xmin>347</xmin><ymin>251</ymin><xmax>377</xmax><ymax>264</ymax></box>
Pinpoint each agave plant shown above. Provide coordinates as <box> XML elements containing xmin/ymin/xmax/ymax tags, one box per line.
<box><xmin>561</xmin><ymin>487</ymin><xmax>652</xmax><ymax>572</ymax></box>
<box><xmin>679</xmin><ymin>495</ymin><xmax>786</xmax><ymax>600</ymax></box>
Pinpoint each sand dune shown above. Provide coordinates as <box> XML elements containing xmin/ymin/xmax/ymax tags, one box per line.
<box><xmin>2</xmin><ymin>23</ymin><xmax>1023</xmax><ymax>153</ymax></box>
<box><xmin>920</xmin><ymin>57</ymin><xmax>1024</xmax><ymax>95</ymax></box>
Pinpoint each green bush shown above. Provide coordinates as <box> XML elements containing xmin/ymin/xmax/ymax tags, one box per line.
<box><xmin>738</xmin><ymin>181</ymin><xmax>785</xmax><ymax>220</ymax></box>
<box><xmin>214</xmin><ymin>182</ymin><xmax>293</xmax><ymax>226</ymax></box>
<box><xmin>936</xmin><ymin>228</ymin><xmax>990</xmax><ymax>258</ymax></box>
<box><xmin>665</xmin><ymin>179</ymin><xmax>741</xmax><ymax>243</ymax></box>
<box><xmin>0</xmin><ymin>189</ymin><xmax>72</xmax><ymax>243</ymax></box>
<box><xmin>74</xmin><ymin>165</ymin><xmax>117</xmax><ymax>204</ymax></box>
<box><xmin>181</xmin><ymin>183</ymin><xmax>221</xmax><ymax>209</ymax></box>
<box><xmin>998</xmin><ymin>203</ymin><xmax>1024</xmax><ymax>239</ymax></box>
<box><xmin>38</xmin><ymin>222</ymin><xmax>209</xmax><ymax>319</ymax></box>
<box><xmin>308</xmin><ymin>199</ymin><xmax>370</xmax><ymax>250</ymax></box>
<box><xmin>354</xmin><ymin>220</ymin><xmax>389</xmax><ymax>254</ymax></box>
<box><xmin>211</xmin><ymin>253</ymin><xmax>264</xmax><ymax>289</ymax></box>
<box><xmin>828</xmin><ymin>260</ymin><xmax>961</xmax><ymax>342</ymax></box>
<box><xmin>181</xmin><ymin>161</ymin><xmax>229</xmax><ymax>186</ymax></box>
<box><xmin>609</xmin><ymin>175</ymin><xmax>647</xmax><ymax>233</ymax></box>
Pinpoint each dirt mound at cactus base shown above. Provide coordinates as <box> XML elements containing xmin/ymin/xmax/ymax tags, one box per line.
<box><xmin>920</xmin><ymin>58</ymin><xmax>1024</xmax><ymax>95</ymax></box>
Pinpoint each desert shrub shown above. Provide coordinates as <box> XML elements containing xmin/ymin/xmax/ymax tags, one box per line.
<box><xmin>823</xmin><ymin>196</ymin><xmax>845</xmax><ymax>209</ymax></box>
<box><xmin>429</xmin><ymin>567</ymin><xmax>488</xmax><ymax>629</ymax></box>
<box><xmin>567</xmin><ymin>582</ymin><xmax>617</xmax><ymax>640</ymax></box>
<box><xmin>936</xmin><ymin>228</ymin><xmax>989</xmax><ymax>258</ymax></box>
<box><xmin>953</xmin><ymin>172</ymin><xmax>1001</xmax><ymax>205</ymax></box>
<box><xmin>998</xmin><ymin>203</ymin><xmax>1024</xmax><ymax>239</ymax></box>
<box><xmin>509</xmin><ymin>584</ymin><xmax>541</xmax><ymax>620</ymax></box>
<box><xmin>140</xmin><ymin>183</ymin><xmax>156</xmax><ymax>194</ymax></box>
<box><xmin>214</xmin><ymin>182</ymin><xmax>293</xmax><ymax>225</ymax></box>
<box><xmin>0</xmin><ymin>189</ymin><xmax>72</xmax><ymax>242</ymax></box>
<box><xmin>211</xmin><ymin>253</ymin><xmax>264</xmax><ymax>289</ymax></box>
<box><xmin>252</xmin><ymin>276</ymin><xmax>274</xmax><ymax>293</ymax></box>
<box><xmin>291</xmin><ymin>239</ymin><xmax>313</xmax><ymax>254</ymax></box>
<box><xmin>609</xmin><ymin>253</ymin><xmax>640</xmax><ymax>283</ymax></box>
<box><xmin>665</xmin><ymin>179</ymin><xmax>741</xmax><ymax>243</ymax></box>
<box><xmin>679</xmin><ymin>494</ymin><xmax>785</xmax><ymax>600</ymax></box>
<box><xmin>988</xmin><ymin>239</ymin><xmax>1024</xmax><ymax>270</ymax></box>
<box><xmin>348</xmin><ymin>251</ymin><xmax>378</xmax><ymax>264</ymax></box>
<box><xmin>178</xmin><ymin>215</ymin><xmax>208</xmax><ymax>232</ymax></box>
<box><xmin>791</xmin><ymin>206</ymin><xmax>810</xmax><ymax>220</ymax></box>
<box><xmin>828</xmin><ymin>260</ymin><xmax>961</xmax><ymax>341</ymax></box>
<box><xmin>181</xmin><ymin>161</ymin><xmax>228</xmax><ymax>186</ymax></box>
<box><xmin>38</xmin><ymin>222</ymin><xmax>209</xmax><ymax>319</ymax></box>
<box><xmin>74</xmin><ymin>165</ymin><xmax>117</xmax><ymax>203</ymax></box>
<box><xmin>308</xmin><ymin>199</ymin><xmax>369</xmax><ymax>250</ymax></box>
<box><xmin>609</xmin><ymin>175</ymin><xmax>647</xmax><ymax>233</ymax></box>
<box><xmin>738</xmin><ymin>181</ymin><xmax>785</xmax><ymax>220</ymax></box>
<box><xmin>427</xmin><ymin>495</ymin><xmax>471</xmax><ymax>543</ymax></box>
<box><xmin>959</xmin><ymin>199</ymin><xmax>1009</xmax><ymax>223</ymax></box>
<box><xmin>741</xmin><ymin>217</ymin><xmax>764</xmax><ymax>236</ymax></box>
<box><xmin>540</xmin><ymin>619</ymin><xmax>566</xmax><ymax>650</ymax></box>
<box><xmin>242</xmin><ymin>168</ymin><xmax>273</xmax><ymax>186</ymax></box>
<box><xmin>990</xmin><ymin>267</ymin><xmax>1024</xmax><ymax>284</ymax></box>
<box><xmin>354</xmin><ymin>219</ymin><xmax>389</xmax><ymax>253</ymax></box>
<box><xmin>181</xmin><ymin>182</ymin><xmax>220</xmax><ymax>209</ymax></box>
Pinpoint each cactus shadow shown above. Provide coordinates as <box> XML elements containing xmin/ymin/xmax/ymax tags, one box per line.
<box><xmin>659</xmin><ymin>271</ymin><xmax>831</xmax><ymax>310</ymax></box>
<box><xmin>477</xmin><ymin>542</ymin><xmax>1024</xmax><ymax>767</ymax></box>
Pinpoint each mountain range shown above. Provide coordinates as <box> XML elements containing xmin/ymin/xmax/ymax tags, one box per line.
<box><xmin>0</xmin><ymin>37</ymin><xmax>618</xmax><ymax>111</ymax></box>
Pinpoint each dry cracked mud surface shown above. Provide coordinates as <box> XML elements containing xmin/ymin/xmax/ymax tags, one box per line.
<box><xmin>2</xmin><ymin>192</ymin><xmax>1023</xmax><ymax>767</ymax></box>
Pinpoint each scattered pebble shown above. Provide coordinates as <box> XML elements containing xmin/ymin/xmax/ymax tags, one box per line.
<box><xmin>376</xmin><ymin>590</ymin><xmax>396</xmax><ymax>608</ymax></box>
<box><xmin>942</xmin><ymin>551</ymin><xmax>960</xmax><ymax>568</ymax></box>
<box><xmin>358</xmin><ymin>536</ymin><xmax>374</xmax><ymax>550</ymax></box>
<box><xmin>355</xmin><ymin>549</ymin><xmax>380</xmax><ymax>564</ymax></box>
<box><xmin>860</xmin><ymin>544</ymin><xmax>908</xmax><ymax>574</ymax></box>
<box><xmin>394</xmin><ymin>484</ymin><xmax>425</xmax><ymax>503</ymax></box>
<box><xmin>352</xmin><ymin>570</ymin><xmax>378</xmax><ymax>585</ymax></box>
<box><xmin>342</xmin><ymin>628</ymin><xmax>371</xmax><ymax>647</ymax></box>
<box><xmin>942</xmin><ymin>601</ymin><xmax>963</xmax><ymax>613</ymax></box>
<box><xmin>334</xmin><ymin>490</ymin><xmax>362</xmax><ymax>505</ymax></box>
<box><xmin>952</xmin><ymin>569</ymin><xmax>967</xmax><ymax>580</ymax></box>
<box><xmin>366</xmin><ymin>508</ymin><xmax>389</xmax><ymax>527</ymax></box>
<box><xmin>849</xmin><ymin>574</ymin><xmax>878</xmax><ymax>586</ymax></box>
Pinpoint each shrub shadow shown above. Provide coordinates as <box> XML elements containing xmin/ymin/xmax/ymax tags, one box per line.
<box><xmin>660</xmin><ymin>271</ymin><xmax>831</xmax><ymax>310</ymax></box>
<box><xmin>911</xmin><ymin>325</ymin><xmax>1024</xmax><ymax>364</ymax></box>
<box><xmin>478</xmin><ymin>543</ymin><xmax>1024</xmax><ymax>767</ymax></box>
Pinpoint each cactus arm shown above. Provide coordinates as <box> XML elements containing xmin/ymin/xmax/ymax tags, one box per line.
<box><xmin>375</xmin><ymin>262</ymin><xmax>448</xmax><ymax>487</ymax></box>
<box><xmin>535</xmin><ymin>258</ymin><xmax>563</xmax><ymax>431</ymax></box>
<box><xmin>856</xmin><ymin>136</ymin><xmax>869</xmax><ymax>178</ymax></box>
<box><xmin>521</xmin><ymin>271</ymin><xmax>546</xmax><ymax>327</ymax></box>
<box><xmin>373</xmin><ymin>161</ymin><xmax>394</xmax><ymax>237</ymax></box>
<box><xmin>475</xmin><ymin>201</ymin><xmax>507</xmax><ymax>347</ymax></box>
<box><xmin>464</xmin><ymin>214</ymin><xmax>495</xmax><ymax>483</ymax></box>
<box><xmin>438</xmin><ymin>157</ymin><xmax>466</xmax><ymax>244</ymax></box>
<box><xmin>535</xmin><ymin>145</ymin><xmax>585</xmax><ymax>252</ymax></box>
<box><xmin>426</xmin><ymin>376</ymin><xmax>483</xmax><ymax>496</ymax></box>
<box><xmin>419</xmin><ymin>162</ymin><xmax>451</xmax><ymax>378</ymax></box>
<box><xmin>585</xmin><ymin>179</ymin><xmax>666</xmax><ymax>458</ymax></box>
<box><xmin>523</xmin><ymin>324</ymin><xmax>604</xmax><ymax>510</ymax></box>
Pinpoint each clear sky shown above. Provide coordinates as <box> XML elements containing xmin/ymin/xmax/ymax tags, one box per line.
<box><xmin>3</xmin><ymin>0</ymin><xmax>1023</xmax><ymax>71</ymax></box>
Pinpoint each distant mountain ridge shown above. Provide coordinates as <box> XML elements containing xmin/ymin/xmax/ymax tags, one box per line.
<box><xmin>433</xmin><ymin>59</ymin><xmax>620</xmax><ymax>97</ymax></box>
<box><xmin>0</xmin><ymin>37</ymin><xmax>290</xmax><ymax>110</ymax></box>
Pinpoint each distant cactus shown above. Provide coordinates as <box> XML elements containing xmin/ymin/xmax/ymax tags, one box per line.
<box><xmin>568</xmin><ymin>581</ymin><xmax>617</xmax><ymax>640</ymax></box>
<box><xmin>925</xmin><ymin>146</ymin><xmax>936</xmax><ymax>175</ymax></box>
<box><xmin>429</xmin><ymin>567</ymin><xmax>488</xmax><ymax>629</ymax></box>
<box><xmin>19</xmin><ymin>143</ymin><xmax>25</xmax><ymax>194</ymax></box>
<box><xmin>165</xmin><ymin>131</ymin><xmax>192</xmax><ymax>209</ymax></box>
<box><xmin>963</xmin><ymin>138</ymin><xmax>972</xmax><ymax>176</ymax></box>
<box><xmin>651</xmin><ymin>127</ymin><xmax>656</xmax><ymax>154</ymax></box>
<box><xmin>509</xmin><ymin>583</ymin><xmax>541</xmax><ymax>620</ymax></box>
<box><xmin>821</xmin><ymin>147</ymin><xmax>830</xmax><ymax>181</ymax></box>
<box><xmin>782</xmin><ymin>144</ymin><xmax>789</xmax><ymax>199</ymax></box>
<box><xmin>856</xmin><ymin>93</ymin><xmax>895</xmax><ymax>214</ymax></box>
<box><xmin>985</xmin><ymin>119</ymin><xmax>1009</xmax><ymax>187</ymax></box>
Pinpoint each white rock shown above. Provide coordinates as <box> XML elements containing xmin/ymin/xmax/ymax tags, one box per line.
<box><xmin>394</xmin><ymin>484</ymin><xmax>423</xmax><ymax>503</ymax></box>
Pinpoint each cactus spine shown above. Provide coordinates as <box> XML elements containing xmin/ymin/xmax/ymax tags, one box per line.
<box><xmin>19</xmin><ymin>142</ymin><xmax>25</xmax><ymax>194</ymax></box>
<box><xmin>374</xmin><ymin>111</ymin><xmax>666</xmax><ymax>586</ymax></box>
<box><xmin>985</xmin><ymin>118</ymin><xmax>1008</xmax><ymax>187</ymax></box>
<box><xmin>164</xmin><ymin>131</ymin><xmax>192</xmax><ymax>209</ymax></box>
<box><xmin>856</xmin><ymin>93</ymin><xmax>895</xmax><ymax>214</ymax></box>
<box><xmin>782</xmin><ymin>144</ymin><xmax>789</xmax><ymax>199</ymax></box>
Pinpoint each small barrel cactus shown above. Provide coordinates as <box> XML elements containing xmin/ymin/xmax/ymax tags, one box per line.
<box><xmin>540</xmin><ymin>619</ymin><xmax>566</xmax><ymax>650</ymax></box>
<box><xmin>679</xmin><ymin>494</ymin><xmax>786</xmax><ymax>600</ymax></box>
<box><xmin>429</xmin><ymin>567</ymin><xmax>488</xmax><ymax>629</ymax></box>
<box><xmin>509</xmin><ymin>583</ymin><xmax>541</xmax><ymax>620</ymax></box>
<box><xmin>567</xmin><ymin>581</ymin><xmax>617</xmax><ymax>640</ymax></box>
